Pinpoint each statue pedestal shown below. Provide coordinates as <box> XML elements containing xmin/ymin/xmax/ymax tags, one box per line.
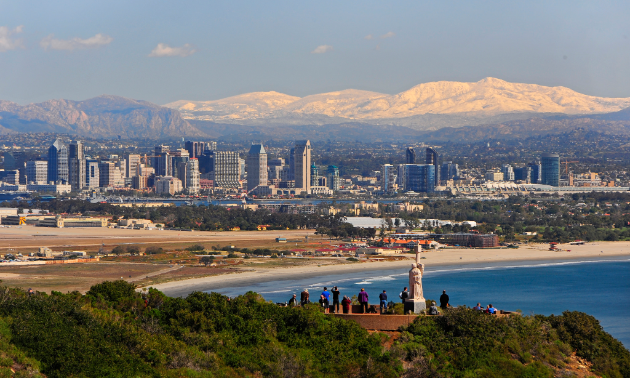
<box><xmin>404</xmin><ymin>299</ymin><xmax>426</xmax><ymax>314</ymax></box>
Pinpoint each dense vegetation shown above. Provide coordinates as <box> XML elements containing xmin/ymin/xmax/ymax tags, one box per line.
<box><xmin>0</xmin><ymin>282</ymin><xmax>626</xmax><ymax>377</ymax></box>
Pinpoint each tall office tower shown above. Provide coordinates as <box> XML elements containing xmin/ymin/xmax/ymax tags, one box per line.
<box><xmin>205</xmin><ymin>141</ymin><xmax>217</xmax><ymax>152</ymax></box>
<box><xmin>86</xmin><ymin>160</ymin><xmax>100</xmax><ymax>188</ymax></box>
<box><xmin>310</xmin><ymin>164</ymin><xmax>319</xmax><ymax>187</ymax></box>
<box><xmin>288</xmin><ymin>148</ymin><xmax>295</xmax><ymax>180</ymax></box>
<box><xmin>239</xmin><ymin>158</ymin><xmax>246</xmax><ymax>180</ymax></box>
<box><xmin>26</xmin><ymin>160</ymin><xmax>48</xmax><ymax>184</ymax></box>
<box><xmin>528</xmin><ymin>162</ymin><xmax>542</xmax><ymax>184</ymax></box>
<box><xmin>381</xmin><ymin>164</ymin><xmax>397</xmax><ymax>193</ymax></box>
<box><xmin>0</xmin><ymin>170</ymin><xmax>19</xmax><ymax>184</ymax></box>
<box><xmin>68</xmin><ymin>140</ymin><xmax>86</xmax><ymax>191</ymax></box>
<box><xmin>440</xmin><ymin>161</ymin><xmax>459</xmax><ymax>181</ymax></box>
<box><xmin>396</xmin><ymin>164</ymin><xmax>405</xmax><ymax>188</ymax></box>
<box><xmin>153</xmin><ymin>145</ymin><xmax>170</xmax><ymax>176</ymax></box>
<box><xmin>268</xmin><ymin>158</ymin><xmax>285</xmax><ymax>180</ymax></box>
<box><xmin>98</xmin><ymin>161</ymin><xmax>116</xmax><ymax>187</ymax></box>
<box><xmin>186</xmin><ymin>158</ymin><xmax>200</xmax><ymax>194</ymax></box>
<box><xmin>404</xmin><ymin>164</ymin><xmax>435</xmax><ymax>193</ymax></box>
<box><xmin>405</xmin><ymin>147</ymin><xmax>416</xmax><ymax>164</ymax></box>
<box><xmin>47</xmin><ymin>139</ymin><xmax>68</xmax><ymax>184</ymax></box>
<box><xmin>126</xmin><ymin>154</ymin><xmax>141</xmax><ymax>178</ymax></box>
<box><xmin>184</xmin><ymin>141</ymin><xmax>205</xmax><ymax>158</ymax></box>
<box><xmin>501</xmin><ymin>164</ymin><xmax>515</xmax><ymax>181</ymax></box>
<box><xmin>170</xmin><ymin>149</ymin><xmax>189</xmax><ymax>179</ymax></box>
<box><xmin>3</xmin><ymin>151</ymin><xmax>27</xmax><ymax>184</ymax></box>
<box><xmin>211</xmin><ymin>151</ymin><xmax>240</xmax><ymax>188</ymax></box>
<box><xmin>541</xmin><ymin>153</ymin><xmax>560</xmax><ymax>186</ymax></box>
<box><xmin>425</xmin><ymin>147</ymin><xmax>440</xmax><ymax>186</ymax></box>
<box><xmin>246</xmin><ymin>143</ymin><xmax>268</xmax><ymax>191</ymax></box>
<box><xmin>294</xmin><ymin>140</ymin><xmax>311</xmax><ymax>193</ymax></box>
<box><xmin>514</xmin><ymin>166</ymin><xmax>532</xmax><ymax>183</ymax></box>
<box><xmin>327</xmin><ymin>165</ymin><xmax>340</xmax><ymax>191</ymax></box>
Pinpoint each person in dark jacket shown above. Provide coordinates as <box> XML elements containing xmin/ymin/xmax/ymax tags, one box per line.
<box><xmin>321</xmin><ymin>287</ymin><xmax>330</xmax><ymax>311</ymax></box>
<box><xmin>318</xmin><ymin>294</ymin><xmax>328</xmax><ymax>313</ymax></box>
<box><xmin>400</xmin><ymin>287</ymin><xmax>409</xmax><ymax>303</ymax></box>
<box><xmin>358</xmin><ymin>288</ymin><xmax>369</xmax><ymax>313</ymax></box>
<box><xmin>341</xmin><ymin>295</ymin><xmax>352</xmax><ymax>314</ymax></box>
<box><xmin>300</xmin><ymin>289</ymin><xmax>310</xmax><ymax>306</ymax></box>
<box><xmin>379</xmin><ymin>290</ymin><xmax>388</xmax><ymax>313</ymax></box>
<box><xmin>439</xmin><ymin>290</ymin><xmax>450</xmax><ymax>309</ymax></box>
<box><xmin>331</xmin><ymin>286</ymin><xmax>340</xmax><ymax>313</ymax></box>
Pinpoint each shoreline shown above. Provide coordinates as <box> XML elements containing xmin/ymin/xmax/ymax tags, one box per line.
<box><xmin>151</xmin><ymin>241</ymin><xmax>630</xmax><ymax>297</ymax></box>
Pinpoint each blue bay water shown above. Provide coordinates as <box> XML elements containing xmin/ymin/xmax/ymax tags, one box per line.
<box><xmin>211</xmin><ymin>258</ymin><xmax>630</xmax><ymax>348</ymax></box>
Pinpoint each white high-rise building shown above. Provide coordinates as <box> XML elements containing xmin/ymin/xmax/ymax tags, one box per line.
<box><xmin>86</xmin><ymin>160</ymin><xmax>100</xmax><ymax>188</ymax></box>
<box><xmin>502</xmin><ymin>164</ymin><xmax>515</xmax><ymax>181</ymax></box>
<box><xmin>381</xmin><ymin>164</ymin><xmax>397</xmax><ymax>193</ymax></box>
<box><xmin>26</xmin><ymin>160</ymin><xmax>48</xmax><ymax>184</ymax></box>
<box><xmin>186</xmin><ymin>158</ymin><xmax>200</xmax><ymax>194</ymax></box>
<box><xmin>247</xmin><ymin>143</ymin><xmax>268</xmax><ymax>191</ymax></box>
<box><xmin>294</xmin><ymin>140</ymin><xmax>311</xmax><ymax>193</ymax></box>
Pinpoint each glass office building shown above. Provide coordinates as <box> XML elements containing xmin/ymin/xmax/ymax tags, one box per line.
<box><xmin>541</xmin><ymin>153</ymin><xmax>560</xmax><ymax>186</ymax></box>
<box><xmin>404</xmin><ymin>164</ymin><xmax>435</xmax><ymax>193</ymax></box>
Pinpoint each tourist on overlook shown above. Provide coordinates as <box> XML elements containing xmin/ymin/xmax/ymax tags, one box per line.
<box><xmin>331</xmin><ymin>286</ymin><xmax>340</xmax><ymax>313</ymax></box>
<box><xmin>473</xmin><ymin>303</ymin><xmax>484</xmax><ymax>311</ymax></box>
<box><xmin>300</xmin><ymin>289</ymin><xmax>310</xmax><ymax>306</ymax></box>
<box><xmin>342</xmin><ymin>295</ymin><xmax>352</xmax><ymax>314</ymax></box>
<box><xmin>428</xmin><ymin>301</ymin><xmax>440</xmax><ymax>315</ymax></box>
<box><xmin>379</xmin><ymin>290</ymin><xmax>388</xmax><ymax>313</ymax></box>
<box><xmin>321</xmin><ymin>287</ymin><xmax>331</xmax><ymax>310</ymax></box>
<box><xmin>440</xmin><ymin>290</ymin><xmax>450</xmax><ymax>309</ymax></box>
<box><xmin>358</xmin><ymin>288</ymin><xmax>369</xmax><ymax>313</ymax></box>
<box><xmin>319</xmin><ymin>294</ymin><xmax>328</xmax><ymax>313</ymax></box>
<box><xmin>288</xmin><ymin>294</ymin><xmax>298</xmax><ymax>307</ymax></box>
<box><xmin>486</xmin><ymin>304</ymin><xmax>497</xmax><ymax>314</ymax></box>
<box><xmin>399</xmin><ymin>287</ymin><xmax>409</xmax><ymax>303</ymax></box>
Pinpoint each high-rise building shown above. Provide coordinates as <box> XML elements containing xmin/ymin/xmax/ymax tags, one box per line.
<box><xmin>294</xmin><ymin>140</ymin><xmax>311</xmax><ymax>193</ymax></box>
<box><xmin>501</xmin><ymin>164</ymin><xmax>515</xmax><ymax>181</ymax></box>
<box><xmin>3</xmin><ymin>151</ymin><xmax>27</xmax><ymax>183</ymax></box>
<box><xmin>170</xmin><ymin>149</ymin><xmax>189</xmax><ymax>180</ymax></box>
<box><xmin>425</xmin><ymin>147</ymin><xmax>439</xmax><ymax>186</ymax></box>
<box><xmin>541</xmin><ymin>153</ymin><xmax>560</xmax><ymax>186</ymax></box>
<box><xmin>404</xmin><ymin>164</ymin><xmax>435</xmax><ymax>193</ymax></box>
<box><xmin>405</xmin><ymin>147</ymin><xmax>416</xmax><ymax>164</ymax></box>
<box><xmin>514</xmin><ymin>166</ymin><xmax>532</xmax><ymax>183</ymax></box>
<box><xmin>528</xmin><ymin>162</ymin><xmax>542</xmax><ymax>184</ymax></box>
<box><xmin>310</xmin><ymin>164</ymin><xmax>319</xmax><ymax>188</ymax></box>
<box><xmin>205</xmin><ymin>141</ymin><xmax>217</xmax><ymax>152</ymax></box>
<box><xmin>185</xmin><ymin>141</ymin><xmax>206</xmax><ymax>158</ymax></box>
<box><xmin>186</xmin><ymin>158</ymin><xmax>200</xmax><ymax>194</ymax></box>
<box><xmin>98</xmin><ymin>161</ymin><xmax>116</xmax><ymax>187</ymax></box>
<box><xmin>68</xmin><ymin>140</ymin><xmax>86</xmax><ymax>191</ymax></box>
<box><xmin>440</xmin><ymin>162</ymin><xmax>459</xmax><ymax>181</ymax></box>
<box><xmin>126</xmin><ymin>154</ymin><xmax>141</xmax><ymax>178</ymax></box>
<box><xmin>153</xmin><ymin>145</ymin><xmax>171</xmax><ymax>176</ymax></box>
<box><xmin>381</xmin><ymin>164</ymin><xmax>397</xmax><ymax>193</ymax></box>
<box><xmin>247</xmin><ymin>143</ymin><xmax>268</xmax><ymax>191</ymax></box>
<box><xmin>485</xmin><ymin>170</ymin><xmax>504</xmax><ymax>181</ymax></box>
<box><xmin>86</xmin><ymin>160</ymin><xmax>100</xmax><ymax>188</ymax></box>
<box><xmin>48</xmin><ymin>139</ymin><xmax>68</xmax><ymax>184</ymax></box>
<box><xmin>239</xmin><ymin>158</ymin><xmax>246</xmax><ymax>180</ymax></box>
<box><xmin>210</xmin><ymin>151</ymin><xmax>240</xmax><ymax>188</ymax></box>
<box><xmin>288</xmin><ymin>148</ymin><xmax>295</xmax><ymax>181</ymax></box>
<box><xmin>26</xmin><ymin>160</ymin><xmax>48</xmax><ymax>184</ymax></box>
<box><xmin>327</xmin><ymin>165</ymin><xmax>340</xmax><ymax>191</ymax></box>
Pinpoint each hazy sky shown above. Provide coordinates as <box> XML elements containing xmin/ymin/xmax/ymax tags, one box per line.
<box><xmin>1</xmin><ymin>0</ymin><xmax>630</xmax><ymax>105</ymax></box>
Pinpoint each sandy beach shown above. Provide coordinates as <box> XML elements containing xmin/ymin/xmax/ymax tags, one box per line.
<box><xmin>152</xmin><ymin>241</ymin><xmax>630</xmax><ymax>297</ymax></box>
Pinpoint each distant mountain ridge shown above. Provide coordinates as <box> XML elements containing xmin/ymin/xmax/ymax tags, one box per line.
<box><xmin>0</xmin><ymin>95</ymin><xmax>203</xmax><ymax>138</ymax></box>
<box><xmin>164</xmin><ymin>78</ymin><xmax>630</xmax><ymax>129</ymax></box>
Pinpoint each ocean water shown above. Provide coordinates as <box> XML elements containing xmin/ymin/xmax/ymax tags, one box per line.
<box><xmin>211</xmin><ymin>258</ymin><xmax>630</xmax><ymax>348</ymax></box>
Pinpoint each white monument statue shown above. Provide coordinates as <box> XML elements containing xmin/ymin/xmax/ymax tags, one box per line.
<box><xmin>405</xmin><ymin>246</ymin><xmax>426</xmax><ymax>313</ymax></box>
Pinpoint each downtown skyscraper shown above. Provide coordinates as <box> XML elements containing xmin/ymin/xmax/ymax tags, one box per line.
<box><xmin>293</xmin><ymin>140</ymin><xmax>311</xmax><ymax>193</ymax></box>
<box><xmin>68</xmin><ymin>140</ymin><xmax>86</xmax><ymax>191</ymax></box>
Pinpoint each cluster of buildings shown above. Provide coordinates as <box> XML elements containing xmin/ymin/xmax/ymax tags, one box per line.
<box><xmin>0</xmin><ymin>139</ymin><xmax>624</xmax><ymax>196</ymax></box>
